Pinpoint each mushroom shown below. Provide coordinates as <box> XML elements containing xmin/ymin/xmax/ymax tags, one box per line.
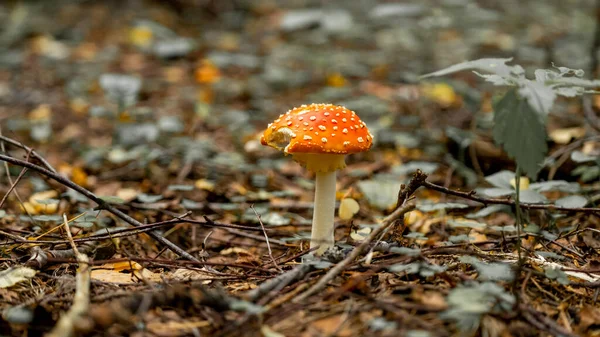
<box><xmin>261</xmin><ymin>103</ymin><xmax>373</xmax><ymax>254</ymax></box>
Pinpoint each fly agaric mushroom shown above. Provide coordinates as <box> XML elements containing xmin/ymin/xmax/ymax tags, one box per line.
<box><xmin>261</xmin><ymin>103</ymin><xmax>373</xmax><ymax>254</ymax></box>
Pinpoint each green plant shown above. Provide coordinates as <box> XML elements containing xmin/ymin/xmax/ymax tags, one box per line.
<box><xmin>422</xmin><ymin>58</ymin><xmax>599</xmax><ymax>179</ymax></box>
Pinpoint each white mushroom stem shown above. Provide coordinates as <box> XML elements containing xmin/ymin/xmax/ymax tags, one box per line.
<box><xmin>311</xmin><ymin>170</ymin><xmax>337</xmax><ymax>254</ymax></box>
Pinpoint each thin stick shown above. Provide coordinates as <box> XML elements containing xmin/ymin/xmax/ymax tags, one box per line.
<box><xmin>46</xmin><ymin>214</ymin><xmax>91</xmax><ymax>337</ymax></box>
<box><xmin>422</xmin><ymin>180</ymin><xmax>600</xmax><ymax>213</ymax></box>
<box><xmin>0</xmin><ymin>133</ymin><xmax>57</xmax><ymax>173</ymax></box>
<box><xmin>0</xmin><ymin>152</ymin><xmax>200</xmax><ymax>262</ymax></box>
<box><xmin>293</xmin><ymin>203</ymin><xmax>415</xmax><ymax>302</ymax></box>
<box><xmin>251</xmin><ymin>205</ymin><xmax>282</xmax><ymax>272</ymax></box>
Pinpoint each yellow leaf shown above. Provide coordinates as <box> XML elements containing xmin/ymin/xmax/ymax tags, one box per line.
<box><xmin>0</xmin><ymin>267</ymin><xmax>36</xmax><ymax>288</ymax></box>
<box><xmin>29</xmin><ymin>104</ymin><xmax>51</xmax><ymax>121</ymax></box>
<box><xmin>71</xmin><ymin>166</ymin><xmax>88</xmax><ymax>187</ymax></box>
<box><xmin>549</xmin><ymin>127</ymin><xmax>586</xmax><ymax>144</ymax></box>
<box><xmin>69</xmin><ymin>97</ymin><xmax>89</xmax><ymax>116</ymax></box>
<box><xmin>510</xmin><ymin>176</ymin><xmax>529</xmax><ymax>190</ymax></box>
<box><xmin>116</xmin><ymin>188</ymin><xmax>138</xmax><ymax>202</ymax></box>
<box><xmin>92</xmin><ymin>262</ymin><xmax>161</xmax><ymax>283</ymax></box>
<box><xmin>339</xmin><ymin>198</ymin><xmax>360</xmax><ymax>220</ymax></box>
<box><xmin>195</xmin><ymin>59</ymin><xmax>221</xmax><ymax>84</ymax></box>
<box><xmin>220</xmin><ymin>247</ymin><xmax>252</xmax><ymax>255</ymax></box>
<box><xmin>20</xmin><ymin>202</ymin><xmax>37</xmax><ymax>215</ymax></box>
<box><xmin>326</xmin><ymin>72</ymin><xmax>346</xmax><ymax>87</ymax></box>
<box><xmin>421</xmin><ymin>83</ymin><xmax>458</xmax><ymax>107</ymax></box>
<box><xmin>350</xmin><ymin>226</ymin><xmax>371</xmax><ymax>241</ymax></box>
<box><xmin>27</xmin><ymin>190</ymin><xmax>59</xmax><ymax>214</ymax></box>
<box><xmin>195</xmin><ymin>179</ymin><xmax>215</xmax><ymax>191</ymax></box>
<box><xmin>129</xmin><ymin>26</ymin><xmax>154</xmax><ymax>47</ymax></box>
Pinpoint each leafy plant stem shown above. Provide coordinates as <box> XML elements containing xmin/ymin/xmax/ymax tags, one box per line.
<box><xmin>512</xmin><ymin>166</ymin><xmax>525</xmax><ymax>304</ymax></box>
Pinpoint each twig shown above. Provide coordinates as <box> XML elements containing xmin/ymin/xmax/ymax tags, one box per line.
<box><xmin>293</xmin><ymin>203</ymin><xmax>416</xmax><ymax>302</ymax></box>
<box><xmin>583</xmin><ymin>95</ymin><xmax>600</xmax><ymax>134</ymax></box>
<box><xmin>46</xmin><ymin>214</ymin><xmax>91</xmax><ymax>337</ymax></box>
<box><xmin>521</xmin><ymin>304</ymin><xmax>579</xmax><ymax>337</ymax></box>
<box><xmin>251</xmin><ymin>205</ymin><xmax>281</xmax><ymax>272</ymax></box>
<box><xmin>0</xmin><ymin>152</ymin><xmax>200</xmax><ymax>262</ymax></box>
<box><xmin>245</xmin><ymin>264</ymin><xmax>312</xmax><ymax>302</ymax></box>
<box><xmin>395</xmin><ymin>169</ymin><xmax>428</xmax><ymax>209</ymax></box>
<box><xmin>422</xmin><ymin>180</ymin><xmax>600</xmax><ymax>213</ymax></box>
<box><xmin>0</xmin><ymin>133</ymin><xmax>57</xmax><ymax>173</ymax></box>
<box><xmin>0</xmin><ymin>162</ymin><xmax>28</xmax><ymax>209</ymax></box>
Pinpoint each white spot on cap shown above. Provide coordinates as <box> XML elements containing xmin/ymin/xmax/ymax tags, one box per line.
<box><xmin>318</xmin><ymin>125</ymin><xmax>326</xmax><ymax>131</ymax></box>
<box><xmin>298</xmin><ymin>116</ymin><xmax>304</xmax><ymax>121</ymax></box>
<box><xmin>342</xmin><ymin>118</ymin><xmax>347</xmax><ymax>123</ymax></box>
<box><xmin>303</xmin><ymin>135</ymin><xmax>312</xmax><ymax>140</ymax></box>
<box><xmin>342</xmin><ymin>128</ymin><xmax>348</xmax><ymax>134</ymax></box>
<box><xmin>324</xmin><ymin>112</ymin><xmax>330</xmax><ymax>116</ymax></box>
<box><xmin>358</xmin><ymin>137</ymin><xmax>364</xmax><ymax>143</ymax></box>
<box><xmin>333</xmin><ymin>126</ymin><xmax>338</xmax><ymax>131</ymax></box>
<box><xmin>310</xmin><ymin>116</ymin><xmax>317</xmax><ymax>121</ymax></box>
<box><xmin>343</xmin><ymin>141</ymin><xmax>350</xmax><ymax>146</ymax></box>
<box><xmin>287</xmin><ymin>121</ymin><xmax>292</xmax><ymax>126</ymax></box>
<box><xmin>303</xmin><ymin>122</ymin><xmax>309</xmax><ymax>126</ymax></box>
<box><xmin>331</xmin><ymin>119</ymin><xmax>338</xmax><ymax>124</ymax></box>
<box><xmin>321</xmin><ymin>137</ymin><xmax>327</xmax><ymax>143</ymax></box>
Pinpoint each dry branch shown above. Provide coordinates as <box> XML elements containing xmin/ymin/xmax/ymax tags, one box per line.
<box><xmin>294</xmin><ymin>203</ymin><xmax>416</xmax><ymax>302</ymax></box>
<box><xmin>0</xmin><ymin>151</ymin><xmax>199</xmax><ymax>262</ymax></box>
<box><xmin>46</xmin><ymin>215</ymin><xmax>91</xmax><ymax>337</ymax></box>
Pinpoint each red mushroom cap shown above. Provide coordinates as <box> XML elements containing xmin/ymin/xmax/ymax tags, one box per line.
<box><xmin>261</xmin><ymin>103</ymin><xmax>373</xmax><ymax>172</ymax></box>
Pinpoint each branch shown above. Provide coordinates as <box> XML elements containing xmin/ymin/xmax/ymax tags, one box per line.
<box><xmin>422</xmin><ymin>180</ymin><xmax>600</xmax><ymax>213</ymax></box>
<box><xmin>293</xmin><ymin>203</ymin><xmax>416</xmax><ymax>302</ymax></box>
<box><xmin>46</xmin><ymin>214</ymin><xmax>91</xmax><ymax>337</ymax></box>
<box><xmin>0</xmin><ymin>153</ymin><xmax>200</xmax><ymax>262</ymax></box>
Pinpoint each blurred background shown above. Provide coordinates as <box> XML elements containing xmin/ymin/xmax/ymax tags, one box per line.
<box><xmin>0</xmin><ymin>0</ymin><xmax>598</xmax><ymax>214</ymax></box>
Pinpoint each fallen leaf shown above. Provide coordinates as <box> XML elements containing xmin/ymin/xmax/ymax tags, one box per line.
<box><xmin>339</xmin><ymin>198</ymin><xmax>360</xmax><ymax>220</ymax></box>
<box><xmin>549</xmin><ymin>127</ymin><xmax>586</xmax><ymax>144</ymax></box>
<box><xmin>0</xmin><ymin>267</ymin><xmax>37</xmax><ymax>288</ymax></box>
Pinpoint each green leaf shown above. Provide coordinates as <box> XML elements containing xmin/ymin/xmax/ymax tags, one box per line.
<box><xmin>459</xmin><ymin>256</ymin><xmax>514</xmax><ymax>281</ymax></box>
<box><xmin>555</xmin><ymin>195</ymin><xmax>588</xmax><ymax>208</ymax></box>
<box><xmin>476</xmin><ymin>187</ymin><xmax>514</xmax><ymax>197</ymax></box>
<box><xmin>518</xmin><ymin>190</ymin><xmax>547</xmax><ymax>203</ymax></box>
<box><xmin>98</xmin><ymin>196</ymin><xmax>125</xmax><ymax>204</ymax></box>
<box><xmin>571</xmin><ymin>151</ymin><xmax>597</xmax><ymax>163</ymax></box>
<box><xmin>493</xmin><ymin>89</ymin><xmax>548</xmax><ymax>179</ymax></box>
<box><xmin>529</xmin><ymin>180</ymin><xmax>580</xmax><ymax>193</ymax></box>
<box><xmin>137</xmin><ymin>193</ymin><xmax>163</xmax><ymax>203</ymax></box>
<box><xmin>390</xmin><ymin>247</ymin><xmax>421</xmax><ymax>256</ymax></box>
<box><xmin>518</xmin><ymin>80</ymin><xmax>556</xmax><ymax>116</ymax></box>
<box><xmin>167</xmin><ymin>184</ymin><xmax>195</xmax><ymax>191</ymax></box>
<box><xmin>404</xmin><ymin>232</ymin><xmax>426</xmax><ymax>239</ymax></box>
<box><xmin>544</xmin><ymin>267</ymin><xmax>570</xmax><ymax>285</ymax></box>
<box><xmin>421</xmin><ymin>58</ymin><xmax>516</xmax><ymax>79</ymax></box>
<box><xmin>416</xmin><ymin>202</ymin><xmax>469</xmax><ymax>212</ymax></box>
<box><xmin>448</xmin><ymin>219</ymin><xmax>486</xmax><ymax>229</ymax></box>
<box><xmin>466</xmin><ymin>205</ymin><xmax>511</xmax><ymax>218</ymax></box>
<box><xmin>484</xmin><ymin>170</ymin><xmax>514</xmax><ymax>188</ymax></box>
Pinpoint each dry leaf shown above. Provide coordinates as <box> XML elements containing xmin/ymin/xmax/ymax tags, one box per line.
<box><xmin>146</xmin><ymin>320</ymin><xmax>210</xmax><ymax>336</ymax></box>
<box><xmin>350</xmin><ymin>226</ymin><xmax>371</xmax><ymax>241</ymax></box>
<box><xmin>0</xmin><ymin>267</ymin><xmax>37</xmax><ymax>288</ymax></box>
<box><xmin>339</xmin><ymin>198</ymin><xmax>360</xmax><ymax>220</ymax></box>
<box><xmin>549</xmin><ymin>127</ymin><xmax>586</xmax><ymax>144</ymax></box>
<box><xmin>91</xmin><ymin>262</ymin><xmax>161</xmax><ymax>283</ymax></box>
<box><xmin>167</xmin><ymin>268</ymin><xmax>213</xmax><ymax>284</ymax></box>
